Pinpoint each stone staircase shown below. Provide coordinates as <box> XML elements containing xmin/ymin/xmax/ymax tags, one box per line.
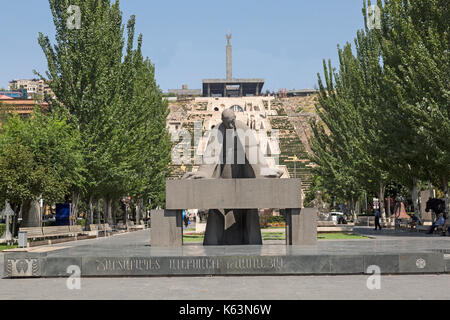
<box><xmin>168</xmin><ymin>97</ymin><xmax>317</xmax><ymax>192</ymax></box>
<box><xmin>268</xmin><ymin>98</ymin><xmax>317</xmax><ymax>193</ymax></box>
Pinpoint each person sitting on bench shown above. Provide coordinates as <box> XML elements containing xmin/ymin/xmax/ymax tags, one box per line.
<box><xmin>409</xmin><ymin>214</ymin><xmax>421</xmax><ymax>229</ymax></box>
<box><xmin>427</xmin><ymin>214</ymin><xmax>445</xmax><ymax>234</ymax></box>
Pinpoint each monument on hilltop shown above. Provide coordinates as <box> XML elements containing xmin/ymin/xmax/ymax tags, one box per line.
<box><xmin>226</xmin><ymin>31</ymin><xmax>232</xmax><ymax>81</ymax></box>
<box><xmin>202</xmin><ymin>32</ymin><xmax>265</xmax><ymax>97</ymax></box>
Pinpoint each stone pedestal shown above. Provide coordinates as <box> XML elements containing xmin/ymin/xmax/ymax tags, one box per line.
<box><xmin>285</xmin><ymin>208</ymin><xmax>317</xmax><ymax>246</ymax></box>
<box><xmin>420</xmin><ymin>190</ymin><xmax>433</xmax><ymax>222</ymax></box>
<box><xmin>195</xmin><ymin>215</ymin><xmax>206</xmax><ymax>233</ymax></box>
<box><xmin>150</xmin><ymin>210</ymin><xmax>182</xmax><ymax>247</ymax></box>
<box><xmin>161</xmin><ymin>179</ymin><xmax>317</xmax><ymax>247</ymax></box>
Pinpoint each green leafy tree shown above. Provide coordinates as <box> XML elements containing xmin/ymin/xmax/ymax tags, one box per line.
<box><xmin>37</xmin><ymin>0</ymin><xmax>171</xmax><ymax>225</ymax></box>
<box><xmin>310</xmin><ymin>0</ymin><xmax>449</xmax><ymax>217</ymax></box>
<box><xmin>379</xmin><ymin>0</ymin><xmax>450</xmax><ymax>213</ymax></box>
<box><xmin>0</xmin><ymin>109</ymin><xmax>85</xmax><ymax>227</ymax></box>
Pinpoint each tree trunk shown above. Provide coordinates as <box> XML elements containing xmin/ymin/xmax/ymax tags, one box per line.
<box><xmin>103</xmin><ymin>197</ymin><xmax>108</xmax><ymax>224</ymax></box>
<box><xmin>364</xmin><ymin>191</ymin><xmax>368</xmax><ymax>214</ymax></box>
<box><xmin>112</xmin><ymin>199</ymin><xmax>116</xmax><ymax>225</ymax></box>
<box><xmin>443</xmin><ymin>176</ymin><xmax>449</xmax><ymax>216</ymax></box>
<box><xmin>21</xmin><ymin>198</ymin><xmax>42</xmax><ymax>228</ymax></box>
<box><xmin>354</xmin><ymin>199</ymin><xmax>359</xmax><ymax>222</ymax></box>
<box><xmin>379</xmin><ymin>182</ymin><xmax>386</xmax><ymax>223</ymax></box>
<box><xmin>141</xmin><ymin>199</ymin><xmax>144</xmax><ymax>224</ymax></box>
<box><xmin>411</xmin><ymin>177</ymin><xmax>420</xmax><ymax>218</ymax></box>
<box><xmin>71</xmin><ymin>192</ymin><xmax>80</xmax><ymax>226</ymax></box>
<box><xmin>123</xmin><ymin>204</ymin><xmax>128</xmax><ymax>224</ymax></box>
<box><xmin>96</xmin><ymin>199</ymin><xmax>100</xmax><ymax>224</ymax></box>
<box><xmin>11</xmin><ymin>205</ymin><xmax>19</xmax><ymax>237</ymax></box>
<box><xmin>88</xmin><ymin>196</ymin><xmax>94</xmax><ymax>231</ymax></box>
<box><xmin>428</xmin><ymin>183</ymin><xmax>435</xmax><ymax>222</ymax></box>
<box><xmin>136</xmin><ymin>199</ymin><xmax>143</xmax><ymax>225</ymax></box>
<box><xmin>107</xmin><ymin>198</ymin><xmax>113</xmax><ymax>225</ymax></box>
<box><xmin>387</xmin><ymin>196</ymin><xmax>391</xmax><ymax>217</ymax></box>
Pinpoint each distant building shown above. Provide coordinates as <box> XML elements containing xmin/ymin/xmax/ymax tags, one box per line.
<box><xmin>168</xmin><ymin>84</ymin><xmax>202</xmax><ymax>97</ymax></box>
<box><xmin>8</xmin><ymin>79</ymin><xmax>54</xmax><ymax>99</ymax></box>
<box><xmin>286</xmin><ymin>89</ymin><xmax>318</xmax><ymax>97</ymax></box>
<box><xmin>0</xmin><ymin>97</ymin><xmax>49</xmax><ymax>123</ymax></box>
<box><xmin>0</xmin><ymin>89</ymin><xmax>28</xmax><ymax>99</ymax></box>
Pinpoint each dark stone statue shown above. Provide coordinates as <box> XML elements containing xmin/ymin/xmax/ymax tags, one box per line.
<box><xmin>183</xmin><ymin>109</ymin><xmax>282</xmax><ymax>245</ymax></box>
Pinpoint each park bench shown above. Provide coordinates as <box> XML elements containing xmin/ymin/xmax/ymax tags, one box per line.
<box><xmin>317</xmin><ymin>221</ymin><xmax>337</xmax><ymax>227</ymax></box>
<box><xmin>438</xmin><ymin>219</ymin><xmax>450</xmax><ymax>235</ymax></box>
<box><xmin>98</xmin><ymin>223</ymin><xmax>113</xmax><ymax>235</ymax></box>
<box><xmin>89</xmin><ymin>223</ymin><xmax>112</xmax><ymax>231</ymax></box>
<box><xmin>415</xmin><ymin>219</ymin><xmax>449</xmax><ymax>235</ymax></box>
<box><xmin>115</xmin><ymin>222</ymin><xmax>126</xmax><ymax>230</ymax></box>
<box><xmin>42</xmin><ymin>226</ymin><xmax>72</xmax><ymax>238</ymax></box>
<box><xmin>19</xmin><ymin>227</ymin><xmax>45</xmax><ymax>241</ymax></box>
<box><xmin>126</xmin><ymin>221</ymin><xmax>145</xmax><ymax>231</ymax></box>
<box><xmin>429</xmin><ymin>219</ymin><xmax>449</xmax><ymax>235</ymax></box>
<box><xmin>395</xmin><ymin>218</ymin><xmax>410</xmax><ymax>230</ymax></box>
<box><xmin>19</xmin><ymin>225</ymin><xmax>90</xmax><ymax>246</ymax></box>
<box><xmin>316</xmin><ymin>220</ymin><xmax>353</xmax><ymax>232</ymax></box>
<box><xmin>356</xmin><ymin>216</ymin><xmax>375</xmax><ymax>227</ymax></box>
<box><xmin>416</xmin><ymin>225</ymin><xmax>430</xmax><ymax>232</ymax></box>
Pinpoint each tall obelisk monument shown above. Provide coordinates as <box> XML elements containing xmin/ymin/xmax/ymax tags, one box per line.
<box><xmin>226</xmin><ymin>31</ymin><xmax>232</xmax><ymax>80</ymax></box>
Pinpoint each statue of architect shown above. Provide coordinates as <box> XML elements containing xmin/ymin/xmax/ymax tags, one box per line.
<box><xmin>183</xmin><ymin>109</ymin><xmax>282</xmax><ymax>245</ymax></box>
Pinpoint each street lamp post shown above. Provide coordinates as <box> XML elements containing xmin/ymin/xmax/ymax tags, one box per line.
<box><xmin>287</xmin><ymin>155</ymin><xmax>300</xmax><ymax>179</ymax></box>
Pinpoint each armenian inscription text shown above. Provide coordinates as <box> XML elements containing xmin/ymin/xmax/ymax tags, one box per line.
<box><xmin>94</xmin><ymin>257</ymin><xmax>284</xmax><ymax>273</ymax></box>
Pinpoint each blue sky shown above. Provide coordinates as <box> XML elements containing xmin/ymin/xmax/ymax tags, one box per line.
<box><xmin>1</xmin><ymin>0</ymin><xmax>366</xmax><ymax>92</ymax></box>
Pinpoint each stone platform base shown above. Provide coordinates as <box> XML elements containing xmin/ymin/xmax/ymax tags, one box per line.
<box><xmin>3</xmin><ymin>248</ymin><xmax>450</xmax><ymax>278</ymax></box>
<box><xmin>3</xmin><ymin>230</ymin><xmax>450</xmax><ymax>278</ymax></box>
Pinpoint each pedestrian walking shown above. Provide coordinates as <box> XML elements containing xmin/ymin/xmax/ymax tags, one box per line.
<box><xmin>374</xmin><ymin>209</ymin><xmax>382</xmax><ymax>230</ymax></box>
<box><xmin>183</xmin><ymin>210</ymin><xmax>189</xmax><ymax>228</ymax></box>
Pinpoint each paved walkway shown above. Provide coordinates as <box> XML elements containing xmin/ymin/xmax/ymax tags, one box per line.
<box><xmin>0</xmin><ymin>272</ymin><xmax>449</xmax><ymax>300</ymax></box>
<box><xmin>3</xmin><ymin>228</ymin><xmax>449</xmax><ymax>258</ymax></box>
<box><xmin>1</xmin><ymin>228</ymin><xmax>449</xmax><ymax>300</ymax></box>
<box><xmin>353</xmin><ymin>226</ymin><xmax>449</xmax><ymax>239</ymax></box>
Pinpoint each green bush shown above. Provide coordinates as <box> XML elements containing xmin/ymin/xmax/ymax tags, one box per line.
<box><xmin>260</xmin><ymin>215</ymin><xmax>286</xmax><ymax>228</ymax></box>
<box><xmin>0</xmin><ymin>224</ymin><xmax>5</xmax><ymax>236</ymax></box>
<box><xmin>268</xmin><ymin>216</ymin><xmax>286</xmax><ymax>224</ymax></box>
<box><xmin>259</xmin><ymin>215</ymin><xmax>270</xmax><ymax>228</ymax></box>
<box><xmin>77</xmin><ymin>219</ymin><xmax>86</xmax><ymax>228</ymax></box>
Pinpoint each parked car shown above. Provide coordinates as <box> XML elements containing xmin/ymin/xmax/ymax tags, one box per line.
<box><xmin>330</xmin><ymin>212</ymin><xmax>344</xmax><ymax>223</ymax></box>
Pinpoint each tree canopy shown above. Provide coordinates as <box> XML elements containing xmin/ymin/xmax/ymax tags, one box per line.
<box><xmin>0</xmin><ymin>0</ymin><xmax>172</xmax><ymax>227</ymax></box>
<box><xmin>309</xmin><ymin>0</ymin><xmax>449</xmax><ymax>215</ymax></box>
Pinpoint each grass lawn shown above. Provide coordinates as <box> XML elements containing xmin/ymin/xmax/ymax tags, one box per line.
<box><xmin>263</xmin><ymin>232</ymin><xmax>285</xmax><ymax>240</ymax></box>
<box><xmin>0</xmin><ymin>244</ymin><xmax>18</xmax><ymax>252</ymax></box>
<box><xmin>183</xmin><ymin>234</ymin><xmax>205</xmax><ymax>243</ymax></box>
<box><xmin>183</xmin><ymin>232</ymin><xmax>369</xmax><ymax>243</ymax></box>
<box><xmin>318</xmin><ymin>233</ymin><xmax>369</xmax><ymax>240</ymax></box>
<box><xmin>261</xmin><ymin>226</ymin><xmax>286</xmax><ymax>230</ymax></box>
